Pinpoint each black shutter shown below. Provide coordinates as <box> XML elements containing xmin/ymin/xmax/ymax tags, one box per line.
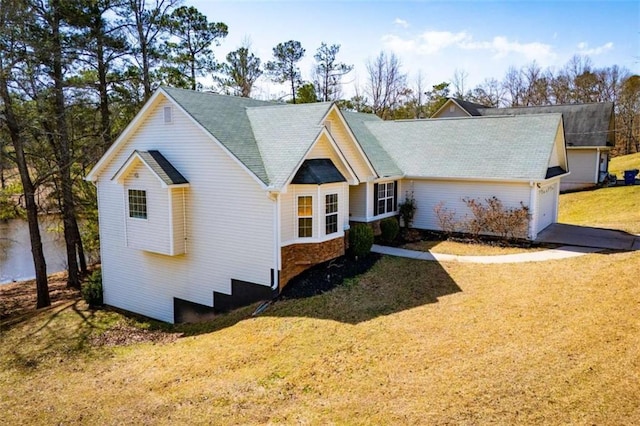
<box><xmin>373</xmin><ymin>183</ymin><xmax>379</xmax><ymax>216</ymax></box>
<box><xmin>393</xmin><ymin>181</ymin><xmax>398</xmax><ymax>211</ymax></box>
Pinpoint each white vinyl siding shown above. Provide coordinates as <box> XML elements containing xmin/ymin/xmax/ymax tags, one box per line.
<box><xmin>349</xmin><ymin>183</ymin><xmax>367</xmax><ymax>220</ymax></box>
<box><xmin>324</xmin><ymin>109</ymin><xmax>373</xmax><ymax>182</ymax></box>
<box><xmin>96</xmin><ymin>97</ymin><xmax>275</xmax><ymax>323</ymax></box>
<box><xmin>405</xmin><ymin>179</ymin><xmax>532</xmax><ymax>236</ymax></box>
<box><xmin>535</xmin><ymin>180</ymin><xmax>558</xmax><ymax>233</ymax></box>
<box><xmin>124</xmin><ymin>163</ymin><xmax>171</xmax><ymax>254</ymax></box>
<box><xmin>565</xmin><ymin>149</ymin><xmax>600</xmax><ymax>185</ymax></box>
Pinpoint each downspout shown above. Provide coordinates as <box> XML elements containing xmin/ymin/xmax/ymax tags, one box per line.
<box><xmin>528</xmin><ymin>181</ymin><xmax>537</xmax><ymax>240</ymax></box>
<box><xmin>182</xmin><ymin>187</ymin><xmax>187</xmax><ymax>254</ymax></box>
<box><xmin>267</xmin><ymin>189</ymin><xmax>281</xmax><ymax>291</ymax></box>
<box><xmin>595</xmin><ymin>147</ymin><xmax>601</xmax><ymax>183</ymax></box>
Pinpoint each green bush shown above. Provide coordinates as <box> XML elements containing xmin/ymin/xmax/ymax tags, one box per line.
<box><xmin>380</xmin><ymin>217</ymin><xmax>399</xmax><ymax>243</ymax></box>
<box><xmin>82</xmin><ymin>269</ymin><xmax>103</xmax><ymax>307</ymax></box>
<box><xmin>349</xmin><ymin>223</ymin><xmax>374</xmax><ymax>258</ymax></box>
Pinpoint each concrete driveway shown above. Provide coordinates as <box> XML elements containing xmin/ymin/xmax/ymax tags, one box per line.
<box><xmin>536</xmin><ymin>223</ymin><xmax>640</xmax><ymax>250</ymax></box>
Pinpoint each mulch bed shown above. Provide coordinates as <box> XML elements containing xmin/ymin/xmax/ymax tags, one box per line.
<box><xmin>279</xmin><ymin>253</ymin><xmax>382</xmax><ymax>300</ymax></box>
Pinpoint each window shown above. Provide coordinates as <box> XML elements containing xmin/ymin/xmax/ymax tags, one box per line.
<box><xmin>297</xmin><ymin>196</ymin><xmax>313</xmax><ymax>238</ymax></box>
<box><xmin>375</xmin><ymin>182</ymin><xmax>396</xmax><ymax>215</ymax></box>
<box><xmin>128</xmin><ymin>189</ymin><xmax>147</xmax><ymax>219</ymax></box>
<box><xmin>325</xmin><ymin>193</ymin><xmax>338</xmax><ymax>235</ymax></box>
<box><xmin>163</xmin><ymin>106</ymin><xmax>173</xmax><ymax>124</ymax></box>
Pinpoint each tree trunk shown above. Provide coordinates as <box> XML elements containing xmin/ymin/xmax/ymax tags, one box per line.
<box><xmin>0</xmin><ymin>63</ymin><xmax>50</xmax><ymax>308</ymax></box>
<box><xmin>51</xmin><ymin>0</ymin><xmax>83</xmax><ymax>288</ymax></box>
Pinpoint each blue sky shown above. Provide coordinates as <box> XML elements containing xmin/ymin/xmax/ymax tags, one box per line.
<box><xmin>192</xmin><ymin>0</ymin><xmax>640</xmax><ymax>99</ymax></box>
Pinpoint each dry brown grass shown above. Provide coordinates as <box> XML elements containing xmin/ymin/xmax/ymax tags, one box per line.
<box><xmin>403</xmin><ymin>239</ymin><xmax>542</xmax><ymax>256</ymax></box>
<box><xmin>2</xmin><ymin>250</ymin><xmax>639</xmax><ymax>424</ymax></box>
<box><xmin>559</xmin><ymin>185</ymin><xmax>640</xmax><ymax>233</ymax></box>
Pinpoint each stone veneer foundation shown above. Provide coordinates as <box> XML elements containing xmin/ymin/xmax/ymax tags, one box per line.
<box><xmin>280</xmin><ymin>237</ymin><xmax>346</xmax><ymax>289</ymax></box>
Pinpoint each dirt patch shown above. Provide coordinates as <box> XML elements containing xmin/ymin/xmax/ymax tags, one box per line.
<box><xmin>280</xmin><ymin>253</ymin><xmax>381</xmax><ymax>300</ymax></box>
<box><xmin>0</xmin><ymin>272</ymin><xmax>79</xmax><ymax>320</ymax></box>
<box><xmin>90</xmin><ymin>323</ymin><xmax>182</xmax><ymax>347</ymax></box>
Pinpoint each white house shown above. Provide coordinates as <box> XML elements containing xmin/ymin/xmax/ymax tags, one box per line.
<box><xmin>432</xmin><ymin>99</ymin><xmax>615</xmax><ymax>191</ymax></box>
<box><xmin>87</xmin><ymin>87</ymin><xmax>568</xmax><ymax>323</ymax></box>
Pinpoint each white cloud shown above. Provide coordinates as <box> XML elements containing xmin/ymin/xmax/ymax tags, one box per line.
<box><xmin>381</xmin><ymin>31</ymin><xmax>555</xmax><ymax>62</ymax></box>
<box><xmin>382</xmin><ymin>30</ymin><xmax>470</xmax><ymax>54</ymax></box>
<box><xmin>577</xmin><ymin>41</ymin><xmax>614</xmax><ymax>55</ymax></box>
<box><xmin>460</xmin><ymin>36</ymin><xmax>555</xmax><ymax>61</ymax></box>
<box><xmin>393</xmin><ymin>18</ymin><xmax>409</xmax><ymax>28</ymax></box>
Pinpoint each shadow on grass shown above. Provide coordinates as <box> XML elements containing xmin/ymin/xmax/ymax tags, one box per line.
<box><xmin>174</xmin><ymin>254</ymin><xmax>461</xmax><ymax>336</ymax></box>
<box><xmin>2</xmin><ymin>300</ymin><xmax>121</xmax><ymax>370</ymax></box>
<box><xmin>3</xmin><ymin>254</ymin><xmax>462</xmax><ymax>340</ymax></box>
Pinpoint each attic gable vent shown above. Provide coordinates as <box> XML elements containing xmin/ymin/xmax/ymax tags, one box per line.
<box><xmin>163</xmin><ymin>106</ymin><xmax>173</xmax><ymax>124</ymax></box>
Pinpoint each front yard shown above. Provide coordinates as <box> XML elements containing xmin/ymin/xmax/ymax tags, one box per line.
<box><xmin>1</xmin><ymin>184</ymin><xmax>639</xmax><ymax>424</ymax></box>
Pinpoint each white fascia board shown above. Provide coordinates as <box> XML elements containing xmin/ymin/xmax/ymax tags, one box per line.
<box><xmin>329</xmin><ymin>104</ymin><xmax>379</xmax><ymax>178</ymax></box>
<box><xmin>403</xmin><ymin>175</ymin><xmax>551</xmax><ymax>184</ymax></box>
<box><xmin>431</xmin><ymin>98</ymin><xmax>473</xmax><ymax>118</ymax></box>
<box><xmin>321</xmin><ymin>127</ymin><xmax>359</xmax><ymax>185</ymax></box>
<box><xmin>86</xmin><ymin>89</ymin><xmax>166</xmax><ymax>182</ymax></box>
<box><xmin>111</xmin><ymin>150</ymin><xmax>191</xmax><ymax>189</ymax></box>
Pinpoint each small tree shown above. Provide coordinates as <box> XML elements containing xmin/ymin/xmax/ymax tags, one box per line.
<box><xmin>266</xmin><ymin>40</ymin><xmax>305</xmax><ymax>103</ymax></box>
<box><xmin>398</xmin><ymin>191</ymin><xmax>417</xmax><ymax>228</ymax></box>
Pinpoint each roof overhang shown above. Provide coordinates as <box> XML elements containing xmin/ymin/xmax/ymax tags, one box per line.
<box><xmin>112</xmin><ymin>150</ymin><xmax>189</xmax><ymax>189</ymax></box>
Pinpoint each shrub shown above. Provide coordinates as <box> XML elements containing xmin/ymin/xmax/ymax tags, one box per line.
<box><xmin>380</xmin><ymin>217</ymin><xmax>399</xmax><ymax>243</ymax></box>
<box><xmin>462</xmin><ymin>197</ymin><xmax>530</xmax><ymax>239</ymax></box>
<box><xmin>398</xmin><ymin>191</ymin><xmax>417</xmax><ymax>228</ymax></box>
<box><xmin>433</xmin><ymin>197</ymin><xmax>530</xmax><ymax>240</ymax></box>
<box><xmin>349</xmin><ymin>223</ymin><xmax>374</xmax><ymax>258</ymax></box>
<box><xmin>82</xmin><ymin>269</ymin><xmax>103</xmax><ymax>307</ymax></box>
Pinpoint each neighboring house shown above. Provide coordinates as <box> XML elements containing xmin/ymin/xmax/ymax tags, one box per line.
<box><xmin>432</xmin><ymin>98</ymin><xmax>615</xmax><ymax>191</ymax></box>
<box><xmin>86</xmin><ymin>87</ymin><xmax>568</xmax><ymax>323</ymax></box>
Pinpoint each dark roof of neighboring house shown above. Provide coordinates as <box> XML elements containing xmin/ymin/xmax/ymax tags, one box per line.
<box><xmin>138</xmin><ymin>150</ymin><xmax>189</xmax><ymax>185</ymax></box>
<box><xmin>476</xmin><ymin>102</ymin><xmax>614</xmax><ymax>147</ymax></box>
<box><xmin>291</xmin><ymin>159</ymin><xmax>346</xmax><ymax>185</ymax></box>
<box><xmin>452</xmin><ymin>98</ymin><xmax>489</xmax><ymax>116</ymax></box>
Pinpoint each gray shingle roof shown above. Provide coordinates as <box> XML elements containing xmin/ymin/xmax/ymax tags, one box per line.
<box><xmin>161</xmin><ymin>87</ymin><xmax>273</xmax><ymax>184</ymax></box>
<box><xmin>341</xmin><ymin>111</ymin><xmax>403</xmax><ymax>178</ymax></box>
<box><xmin>139</xmin><ymin>150</ymin><xmax>189</xmax><ymax>185</ymax></box>
<box><xmin>247</xmin><ymin>102</ymin><xmax>331</xmax><ymax>188</ymax></box>
<box><xmin>364</xmin><ymin>114</ymin><xmax>563</xmax><ymax>181</ymax></box>
<box><xmin>476</xmin><ymin>103</ymin><xmax>614</xmax><ymax>147</ymax></box>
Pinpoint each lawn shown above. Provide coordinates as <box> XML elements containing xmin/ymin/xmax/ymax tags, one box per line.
<box><xmin>609</xmin><ymin>152</ymin><xmax>640</xmax><ymax>178</ymax></box>
<box><xmin>2</xmin><ymin>249</ymin><xmax>640</xmax><ymax>424</ymax></box>
<box><xmin>558</xmin><ymin>185</ymin><xmax>640</xmax><ymax>233</ymax></box>
<box><xmin>403</xmin><ymin>239</ymin><xmax>542</xmax><ymax>256</ymax></box>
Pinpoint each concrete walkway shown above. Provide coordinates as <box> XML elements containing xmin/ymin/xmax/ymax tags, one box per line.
<box><xmin>371</xmin><ymin>244</ymin><xmax>602</xmax><ymax>264</ymax></box>
<box><xmin>536</xmin><ymin>223</ymin><xmax>640</xmax><ymax>251</ymax></box>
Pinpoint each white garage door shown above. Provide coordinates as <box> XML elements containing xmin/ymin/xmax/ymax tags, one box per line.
<box><xmin>537</xmin><ymin>183</ymin><xmax>557</xmax><ymax>232</ymax></box>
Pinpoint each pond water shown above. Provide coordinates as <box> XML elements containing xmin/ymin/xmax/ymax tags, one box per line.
<box><xmin>0</xmin><ymin>216</ymin><xmax>69</xmax><ymax>285</ymax></box>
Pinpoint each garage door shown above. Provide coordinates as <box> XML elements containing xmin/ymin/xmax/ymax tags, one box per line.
<box><xmin>537</xmin><ymin>183</ymin><xmax>557</xmax><ymax>232</ymax></box>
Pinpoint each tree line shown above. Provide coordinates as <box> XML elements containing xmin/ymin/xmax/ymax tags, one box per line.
<box><xmin>0</xmin><ymin>0</ymin><xmax>637</xmax><ymax>309</ymax></box>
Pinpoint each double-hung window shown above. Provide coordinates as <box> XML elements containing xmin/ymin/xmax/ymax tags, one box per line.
<box><xmin>325</xmin><ymin>194</ymin><xmax>338</xmax><ymax>235</ymax></box>
<box><xmin>375</xmin><ymin>182</ymin><xmax>396</xmax><ymax>215</ymax></box>
<box><xmin>297</xmin><ymin>196</ymin><xmax>313</xmax><ymax>238</ymax></box>
<box><xmin>128</xmin><ymin>189</ymin><xmax>147</xmax><ymax>219</ymax></box>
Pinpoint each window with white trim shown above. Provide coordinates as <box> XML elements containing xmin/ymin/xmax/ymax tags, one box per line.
<box><xmin>128</xmin><ymin>189</ymin><xmax>147</xmax><ymax>219</ymax></box>
<box><xmin>376</xmin><ymin>182</ymin><xmax>395</xmax><ymax>215</ymax></box>
<box><xmin>325</xmin><ymin>193</ymin><xmax>338</xmax><ymax>235</ymax></box>
<box><xmin>297</xmin><ymin>196</ymin><xmax>313</xmax><ymax>238</ymax></box>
